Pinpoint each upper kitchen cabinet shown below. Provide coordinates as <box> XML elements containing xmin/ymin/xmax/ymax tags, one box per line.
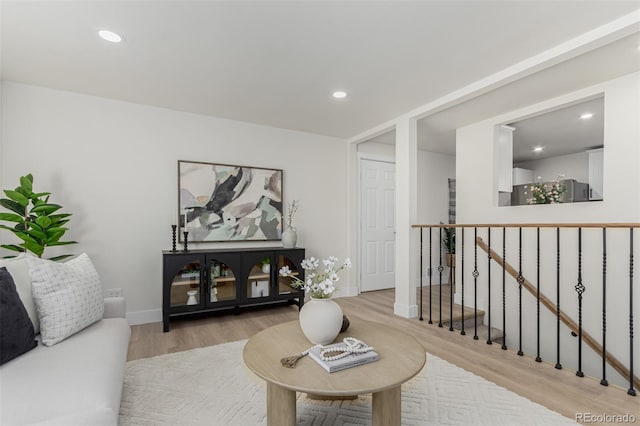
<box><xmin>587</xmin><ymin>148</ymin><xmax>604</xmax><ymax>201</ymax></box>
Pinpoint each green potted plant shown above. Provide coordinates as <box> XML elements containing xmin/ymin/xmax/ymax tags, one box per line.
<box><xmin>0</xmin><ymin>174</ymin><xmax>76</xmax><ymax>260</ymax></box>
<box><xmin>261</xmin><ymin>257</ymin><xmax>271</xmax><ymax>274</ymax></box>
<box><xmin>441</xmin><ymin>222</ymin><xmax>455</xmax><ymax>267</ymax></box>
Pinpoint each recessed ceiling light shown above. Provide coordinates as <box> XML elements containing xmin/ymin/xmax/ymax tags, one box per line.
<box><xmin>332</xmin><ymin>91</ymin><xmax>347</xmax><ymax>99</ymax></box>
<box><xmin>580</xmin><ymin>113</ymin><xmax>594</xmax><ymax>120</ymax></box>
<box><xmin>98</xmin><ymin>30</ymin><xmax>123</xmax><ymax>43</ymax></box>
<box><xmin>533</xmin><ymin>146</ymin><xmax>544</xmax><ymax>153</ymax></box>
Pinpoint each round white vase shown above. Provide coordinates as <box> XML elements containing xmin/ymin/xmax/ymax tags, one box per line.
<box><xmin>282</xmin><ymin>226</ymin><xmax>297</xmax><ymax>248</ymax></box>
<box><xmin>299</xmin><ymin>297</ymin><xmax>343</xmax><ymax>345</ymax></box>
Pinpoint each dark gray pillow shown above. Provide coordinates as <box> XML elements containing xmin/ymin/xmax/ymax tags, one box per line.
<box><xmin>1</xmin><ymin>267</ymin><xmax>37</xmax><ymax>365</ymax></box>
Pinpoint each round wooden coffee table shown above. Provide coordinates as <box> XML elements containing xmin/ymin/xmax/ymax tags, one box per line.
<box><xmin>243</xmin><ymin>319</ymin><xmax>426</xmax><ymax>426</ymax></box>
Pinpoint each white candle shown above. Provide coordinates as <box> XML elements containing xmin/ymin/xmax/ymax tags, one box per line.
<box><xmin>184</xmin><ymin>211</ymin><xmax>188</xmax><ymax>231</ymax></box>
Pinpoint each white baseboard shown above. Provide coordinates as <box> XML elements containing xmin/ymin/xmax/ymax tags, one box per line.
<box><xmin>394</xmin><ymin>302</ymin><xmax>418</xmax><ymax>318</ymax></box>
<box><xmin>127</xmin><ymin>309</ymin><xmax>162</xmax><ymax>325</ymax></box>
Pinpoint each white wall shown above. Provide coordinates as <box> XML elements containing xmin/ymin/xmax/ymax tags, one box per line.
<box><xmin>516</xmin><ymin>151</ymin><xmax>589</xmax><ymax>184</ymax></box>
<box><xmin>455</xmin><ymin>72</ymin><xmax>640</xmax><ymax>387</ymax></box>
<box><xmin>1</xmin><ymin>82</ymin><xmax>351</xmax><ymax>323</ymax></box>
<box><xmin>417</xmin><ymin>150</ymin><xmax>455</xmax><ymax>225</ymax></box>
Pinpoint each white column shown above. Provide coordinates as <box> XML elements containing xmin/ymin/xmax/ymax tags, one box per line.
<box><xmin>394</xmin><ymin>116</ymin><xmax>418</xmax><ymax>318</ymax></box>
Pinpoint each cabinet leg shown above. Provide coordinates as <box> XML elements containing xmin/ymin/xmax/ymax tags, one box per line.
<box><xmin>163</xmin><ymin>317</ymin><xmax>169</xmax><ymax>332</ymax></box>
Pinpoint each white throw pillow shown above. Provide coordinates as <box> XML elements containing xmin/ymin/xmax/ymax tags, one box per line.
<box><xmin>28</xmin><ymin>253</ymin><xmax>104</xmax><ymax>346</ymax></box>
<box><xmin>0</xmin><ymin>254</ymin><xmax>40</xmax><ymax>334</ymax></box>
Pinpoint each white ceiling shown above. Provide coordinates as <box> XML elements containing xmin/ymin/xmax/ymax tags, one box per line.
<box><xmin>365</xmin><ymin>33</ymin><xmax>639</xmax><ymax>152</ymax></box>
<box><xmin>510</xmin><ymin>97</ymin><xmax>604</xmax><ymax>163</ymax></box>
<box><xmin>1</xmin><ymin>1</ymin><xmax>639</xmax><ymax>143</ymax></box>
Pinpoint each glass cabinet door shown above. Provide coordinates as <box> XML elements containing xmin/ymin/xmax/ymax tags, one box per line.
<box><xmin>278</xmin><ymin>254</ymin><xmax>301</xmax><ymax>295</ymax></box>
<box><xmin>209</xmin><ymin>259</ymin><xmax>237</xmax><ymax>304</ymax></box>
<box><xmin>170</xmin><ymin>260</ymin><xmax>202</xmax><ymax>308</ymax></box>
<box><xmin>246</xmin><ymin>256</ymin><xmax>272</xmax><ymax>300</ymax></box>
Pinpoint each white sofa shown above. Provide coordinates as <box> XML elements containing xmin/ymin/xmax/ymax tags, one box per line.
<box><xmin>1</xmin><ymin>297</ymin><xmax>130</xmax><ymax>425</ymax></box>
<box><xmin>0</xmin><ymin>252</ymin><xmax>131</xmax><ymax>426</ymax></box>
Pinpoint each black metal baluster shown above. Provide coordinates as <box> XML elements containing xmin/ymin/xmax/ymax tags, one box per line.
<box><xmin>628</xmin><ymin>228</ymin><xmax>636</xmax><ymax>396</ymax></box>
<box><xmin>502</xmin><ymin>227</ymin><xmax>507</xmax><ymax>350</ymax></box>
<box><xmin>438</xmin><ymin>227</ymin><xmax>443</xmax><ymax>328</ymax></box>
<box><xmin>487</xmin><ymin>227</ymin><xmax>492</xmax><ymax>345</ymax></box>
<box><xmin>600</xmin><ymin>228</ymin><xmax>607</xmax><ymax>385</ymax></box>
<box><xmin>461</xmin><ymin>227</ymin><xmax>466</xmax><ymax>336</ymax></box>
<box><xmin>473</xmin><ymin>227</ymin><xmax>479</xmax><ymax>340</ymax></box>
<box><xmin>429</xmin><ymin>227</ymin><xmax>433</xmax><ymax>324</ymax></box>
<box><xmin>536</xmin><ymin>227</ymin><xmax>541</xmax><ymax>362</ymax></box>
<box><xmin>575</xmin><ymin>227</ymin><xmax>585</xmax><ymax>378</ymax></box>
<box><xmin>420</xmin><ymin>227</ymin><xmax>424</xmax><ymax>321</ymax></box>
<box><xmin>517</xmin><ymin>227</ymin><xmax>524</xmax><ymax>356</ymax></box>
<box><xmin>449</xmin><ymin>228</ymin><xmax>454</xmax><ymax>331</ymax></box>
<box><xmin>555</xmin><ymin>227</ymin><xmax>562</xmax><ymax>370</ymax></box>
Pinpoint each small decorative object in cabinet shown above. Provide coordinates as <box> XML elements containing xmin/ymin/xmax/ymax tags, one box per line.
<box><xmin>162</xmin><ymin>247</ymin><xmax>305</xmax><ymax>332</ymax></box>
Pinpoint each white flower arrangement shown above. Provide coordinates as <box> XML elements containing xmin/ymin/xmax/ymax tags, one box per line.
<box><xmin>525</xmin><ymin>175</ymin><xmax>566</xmax><ymax>205</ymax></box>
<box><xmin>279</xmin><ymin>256</ymin><xmax>352</xmax><ymax>299</ymax></box>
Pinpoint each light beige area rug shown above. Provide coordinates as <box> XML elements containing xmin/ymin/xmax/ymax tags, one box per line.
<box><xmin>119</xmin><ymin>340</ymin><xmax>576</xmax><ymax>426</ymax></box>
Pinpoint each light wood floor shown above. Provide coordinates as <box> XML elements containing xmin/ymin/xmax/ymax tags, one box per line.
<box><xmin>128</xmin><ymin>289</ymin><xmax>638</xmax><ymax>423</ymax></box>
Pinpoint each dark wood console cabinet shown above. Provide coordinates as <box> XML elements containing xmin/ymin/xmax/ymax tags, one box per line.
<box><xmin>162</xmin><ymin>247</ymin><xmax>305</xmax><ymax>332</ymax></box>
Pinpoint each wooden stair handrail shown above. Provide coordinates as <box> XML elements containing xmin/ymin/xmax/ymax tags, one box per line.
<box><xmin>475</xmin><ymin>236</ymin><xmax>640</xmax><ymax>389</ymax></box>
<box><xmin>412</xmin><ymin>223</ymin><xmax>640</xmax><ymax>229</ymax></box>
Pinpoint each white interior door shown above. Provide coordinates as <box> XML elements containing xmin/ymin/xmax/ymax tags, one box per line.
<box><xmin>360</xmin><ymin>158</ymin><xmax>396</xmax><ymax>292</ymax></box>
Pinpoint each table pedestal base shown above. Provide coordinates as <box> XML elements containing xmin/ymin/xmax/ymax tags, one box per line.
<box><xmin>267</xmin><ymin>382</ymin><xmax>296</xmax><ymax>426</ymax></box>
<box><xmin>268</xmin><ymin>383</ymin><xmax>401</xmax><ymax>426</ymax></box>
<box><xmin>372</xmin><ymin>386</ymin><xmax>401</xmax><ymax>426</ymax></box>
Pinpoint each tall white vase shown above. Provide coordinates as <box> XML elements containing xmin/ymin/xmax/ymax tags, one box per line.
<box><xmin>299</xmin><ymin>297</ymin><xmax>343</xmax><ymax>345</ymax></box>
<box><xmin>282</xmin><ymin>226</ymin><xmax>297</xmax><ymax>248</ymax></box>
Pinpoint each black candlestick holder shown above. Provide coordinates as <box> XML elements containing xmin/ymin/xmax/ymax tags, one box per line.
<box><xmin>183</xmin><ymin>231</ymin><xmax>189</xmax><ymax>252</ymax></box>
<box><xmin>171</xmin><ymin>225</ymin><xmax>177</xmax><ymax>252</ymax></box>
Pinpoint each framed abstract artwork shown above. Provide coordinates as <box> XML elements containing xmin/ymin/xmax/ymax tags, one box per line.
<box><xmin>178</xmin><ymin>160</ymin><xmax>283</xmax><ymax>242</ymax></box>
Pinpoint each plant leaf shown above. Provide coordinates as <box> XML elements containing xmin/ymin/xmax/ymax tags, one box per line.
<box><xmin>3</xmin><ymin>190</ymin><xmax>30</xmax><ymax>206</ymax></box>
<box><xmin>26</xmin><ymin>229</ymin><xmax>47</xmax><ymax>241</ymax></box>
<box><xmin>24</xmin><ymin>241</ymin><xmax>44</xmax><ymax>257</ymax></box>
<box><xmin>20</xmin><ymin>175</ymin><xmax>33</xmax><ymax>193</ymax></box>
<box><xmin>47</xmin><ymin>240</ymin><xmax>77</xmax><ymax>247</ymax></box>
<box><xmin>31</xmin><ymin>192</ymin><xmax>51</xmax><ymax>198</ymax></box>
<box><xmin>35</xmin><ymin>216</ymin><xmax>53</xmax><ymax>229</ymax></box>
<box><xmin>31</xmin><ymin>204</ymin><xmax>62</xmax><ymax>215</ymax></box>
<box><xmin>0</xmin><ymin>212</ymin><xmax>24</xmax><ymax>223</ymax></box>
<box><xmin>48</xmin><ymin>254</ymin><xmax>74</xmax><ymax>261</ymax></box>
<box><xmin>0</xmin><ymin>244</ymin><xmax>25</xmax><ymax>253</ymax></box>
<box><xmin>0</xmin><ymin>199</ymin><xmax>26</xmax><ymax>215</ymax></box>
<box><xmin>0</xmin><ymin>224</ymin><xmax>20</xmax><ymax>232</ymax></box>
